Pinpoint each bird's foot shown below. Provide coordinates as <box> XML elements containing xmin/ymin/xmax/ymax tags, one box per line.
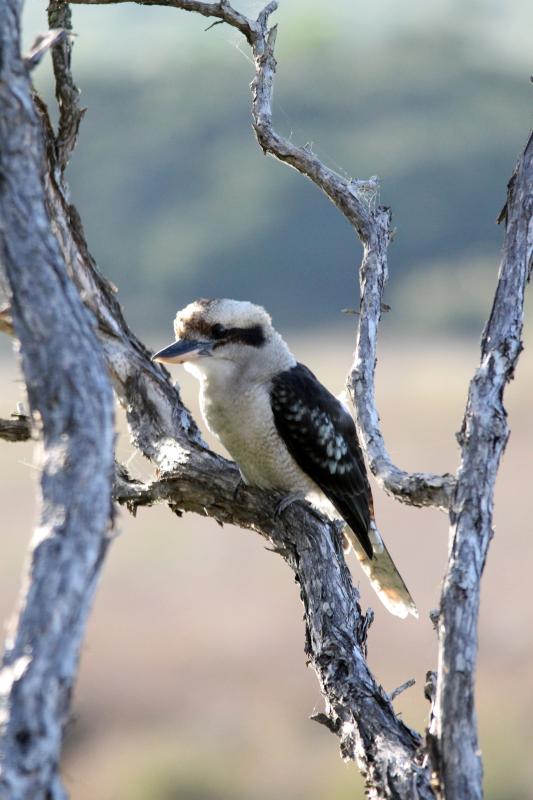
<box><xmin>233</xmin><ymin>476</ymin><xmax>246</xmax><ymax>501</ymax></box>
<box><xmin>274</xmin><ymin>491</ymin><xmax>305</xmax><ymax>517</ymax></box>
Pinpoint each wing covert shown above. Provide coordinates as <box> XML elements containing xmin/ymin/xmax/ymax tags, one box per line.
<box><xmin>270</xmin><ymin>363</ymin><xmax>373</xmax><ymax>558</ymax></box>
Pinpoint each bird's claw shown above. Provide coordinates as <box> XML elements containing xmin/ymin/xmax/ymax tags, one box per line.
<box><xmin>233</xmin><ymin>476</ymin><xmax>246</xmax><ymax>501</ymax></box>
<box><xmin>274</xmin><ymin>492</ymin><xmax>303</xmax><ymax>517</ymax></box>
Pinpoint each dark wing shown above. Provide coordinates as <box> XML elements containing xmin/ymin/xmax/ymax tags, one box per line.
<box><xmin>270</xmin><ymin>363</ymin><xmax>373</xmax><ymax>558</ymax></box>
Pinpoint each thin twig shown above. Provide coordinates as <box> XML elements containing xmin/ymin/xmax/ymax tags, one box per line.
<box><xmin>72</xmin><ymin>0</ymin><xmax>454</xmax><ymax>515</ymax></box>
<box><xmin>390</xmin><ymin>678</ymin><xmax>416</xmax><ymax>702</ymax></box>
<box><xmin>204</xmin><ymin>18</ymin><xmax>223</xmax><ymax>31</ymax></box>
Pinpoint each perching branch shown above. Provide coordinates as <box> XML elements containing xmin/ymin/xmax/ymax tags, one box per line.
<box><xmin>113</xmin><ymin>460</ymin><xmax>434</xmax><ymax>797</ymax></box>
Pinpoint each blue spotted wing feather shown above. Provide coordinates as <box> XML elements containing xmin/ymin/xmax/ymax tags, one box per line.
<box><xmin>270</xmin><ymin>363</ymin><xmax>374</xmax><ymax>558</ymax></box>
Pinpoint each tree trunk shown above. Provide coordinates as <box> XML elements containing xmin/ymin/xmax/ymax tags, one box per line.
<box><xmin>0</xmin><ymin>5</ymin><xmax>115</xmax><ymax>797</ymax></box>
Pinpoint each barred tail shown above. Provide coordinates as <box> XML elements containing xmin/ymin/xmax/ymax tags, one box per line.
<box><xmin>344</xmin><ymin>523</ymin><xmax>418</xmax><ymax>620</ymax></box>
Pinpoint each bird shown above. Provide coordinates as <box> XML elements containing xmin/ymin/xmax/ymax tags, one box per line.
<box><xmin>153</xmin><ymin>298</ymin><xmax>417</xmax><ymax>619</ymax></box>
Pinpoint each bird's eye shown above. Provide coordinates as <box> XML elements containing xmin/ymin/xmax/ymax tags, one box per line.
<box><xmin>211</xmin><ymin>323</ymin><xmax>226</xmax><ymax>339</ymax></box>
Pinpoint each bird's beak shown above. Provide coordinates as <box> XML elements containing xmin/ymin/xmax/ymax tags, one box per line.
<box><xmin>152</xmin><ymin>339</ymin><xmax>213</xmax><ymax>364</ymax></box>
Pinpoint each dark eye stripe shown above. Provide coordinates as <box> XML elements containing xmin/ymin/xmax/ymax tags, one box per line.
<box><xmin>212</xmin><ymin>324</ymin><xmax>265</xmax><ymax>348</ymax></box>
<box><xmin>230</xmin><ymin>325</ymin><xmax>265</xmax><ymax>347</ymax></box>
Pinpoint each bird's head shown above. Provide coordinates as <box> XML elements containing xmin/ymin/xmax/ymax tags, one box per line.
<box><xmin>152</xmin><ymin>298</ymin><xmax>295</xmax><ymax>381</ymax></box>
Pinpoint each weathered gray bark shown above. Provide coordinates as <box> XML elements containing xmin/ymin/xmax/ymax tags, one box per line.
<box><xmin>0</xmin><ymin>1</ymin><xmax>530</xmax><ymax>799</ymax></box>
<box><xmin>429</xmin><ymin>134</ymin><xmax>533</xmax><ymax>799</ymax></box>
<box><xmin>348</xmin><ymin>206</ymin><xmax>457</xmax><ymax>510</ymax></box>
<box><xmin>0</xmin><ymin>3</ymin><xmax>115</xmax><ymax>798</ymax></box>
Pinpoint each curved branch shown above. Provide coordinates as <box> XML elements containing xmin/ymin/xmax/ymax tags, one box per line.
<box><xmin>70</xmin><ymin>0</ymin><xmax>258</xmax><ymax>44</ymax></box>
<box><xmin>349</xmin><ymin>207</ymin><xmax>456</xmax><ymax>510</ymax></box>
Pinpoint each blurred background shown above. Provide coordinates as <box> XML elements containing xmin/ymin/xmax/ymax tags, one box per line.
<box><xmin>1</xmin><ymin>0</ymin><xmax>532</xmax><ymax>797</ymax></box>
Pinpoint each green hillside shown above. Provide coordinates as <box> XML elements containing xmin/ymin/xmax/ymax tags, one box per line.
<box><xmin>25</xmin><ymin>0</ymin><xmax>532</xmax><ymax>335</ymax></box>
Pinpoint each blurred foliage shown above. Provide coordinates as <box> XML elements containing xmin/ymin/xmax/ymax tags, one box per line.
<box><xmin>23</xmin><ymin>0</ymin><xmax>531</xmax><ymax>336</ymax></box>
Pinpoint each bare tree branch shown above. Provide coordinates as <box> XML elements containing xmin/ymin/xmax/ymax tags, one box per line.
<box><xmin>70</xmin><ymin>0</ymin><xmax>259</xmax><ymax>43</ymax></box>
<box><xmin>429</xmin><ymin>132</ymin><xmax>533</xmax><ymax>800</ymax></box>
<box><xmin>348</xmin><ymin>206</ymin><xmax>457</xmax><ymax>510</ymax></box>
<box><xmin>0</xmin><ymin>4</ymin><xmax>115</xmax><ymax>797</ymax></box>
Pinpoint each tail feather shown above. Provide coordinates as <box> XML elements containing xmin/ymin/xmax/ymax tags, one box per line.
<box><xmin>345</xmin><ymin>523</ymin><xmax>418</xmax><ymax>619</ymax></box>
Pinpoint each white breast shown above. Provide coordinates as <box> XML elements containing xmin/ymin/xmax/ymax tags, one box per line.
<box><xmin>200</xmin><ymin>376</ymin><xmax>314</xmax><ymax>494</ymax></box>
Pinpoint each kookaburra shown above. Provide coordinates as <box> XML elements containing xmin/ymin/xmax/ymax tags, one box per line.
<box><xmin>153</xmin><ymin>299</ymin><xmax>417</xmax><ymax>619</ymax></box>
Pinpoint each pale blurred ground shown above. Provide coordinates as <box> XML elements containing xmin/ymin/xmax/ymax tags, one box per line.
<box><xmin>1</xmin><ymin>323</ymin><xmax>532</xmax><ymax>799</ymax></box>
